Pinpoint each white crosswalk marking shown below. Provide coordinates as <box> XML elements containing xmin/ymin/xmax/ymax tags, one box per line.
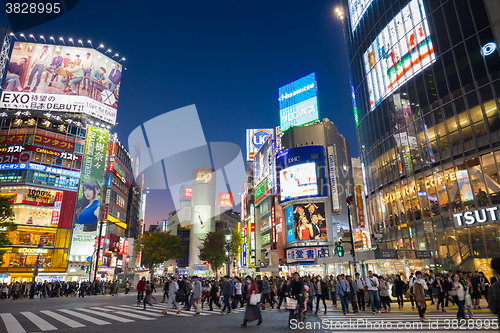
<box><xmin>112</xmin><ymin>311</ymin><xmax>156</xmax><ymax>320</ymax></box>
<box><xmin>76</xmin><ymin>308</ymin><xmax>134</xmax><ymax>323</ymax></box>
<box><xmin>58</xmin><ymin>309</ymin><xmax>110</xmax><ymax>325</ymax></box>
<box><xmin>20</xmin><ymin>312</ymin><xmax>57</xmax><ymax>331</ymax></box>
<box><xmin>106</xmin><ymin>306</ymin><xmax>162</xmax><ymax>316</ymax></box>
<box><xmin>40</xmin><ymin>310</ymin><xmax>86</xmax><ymax>328</ymax></box>
<box><xmin>0</xmin><ymin>313</ymin><xmax>25</xmax><ymax>333</ymax></box>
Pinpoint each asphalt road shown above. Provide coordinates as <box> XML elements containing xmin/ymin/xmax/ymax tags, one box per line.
<box><xmin>0</xmin><ymin>291</ymin><xmax>498</xmax><ymax>333</ymax></box>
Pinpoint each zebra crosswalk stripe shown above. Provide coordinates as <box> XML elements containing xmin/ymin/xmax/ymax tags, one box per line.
<box><xmin>0</xmin><ymin>313</ymin><xmax>25</xmax><ymax>333</ymax></box>
<box><xmin>40</xmin><ymin>310</ymin><xmax>86</xmax><ymax>328</ymax></box>
<box><xmin>112</xmin><ymin>311</ymin><xmax>156</xmax><ymax>320</ymax></box>
<box><xmin>20</xmin><ymin>312</ymin><xmax>57</xmax><ymax>331</ymax></box>
<box><xmin>105</xmin><ymin>306</ymin><xmax>162</xmax><ymax>316</ymax></box>
<box><xmin>58</xmin><ymin>309</ymin><xmax>110</xmax><ymax>325</ymax></box>
<box><xmin>76</xmin><ymin>308</ymin><xmax>134</xmax><ymax>323</ymax></box>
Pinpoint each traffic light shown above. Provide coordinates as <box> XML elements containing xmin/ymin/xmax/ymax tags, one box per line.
<box><xmin>204</xmin><ymin>261</ymin><xmax>209</xmax><ymax>265</ymax></box>
<box><xmin>112</xmin><ymin>247</ymin><xmax>119</xmax><ymax>253</ymax></box>
<box><xmin>346</xmin><ymin>194</ymin><xmax>355</xmax><ymax>205</ymax></box>
<box><xmin>86</xmin><ymin>267</ymin><xmax>90</xmax><ymax>273</ymax></box>
<box><xmin>336</xmin><ymin>244</ymin><xmax>344</xmax><ymax>257</ymax></box>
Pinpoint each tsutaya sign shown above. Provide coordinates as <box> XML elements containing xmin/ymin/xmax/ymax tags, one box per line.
<box><xmin>453</xmin><ymin>206</ymin><xmax>500</xmax><ymax>228</ymax></box>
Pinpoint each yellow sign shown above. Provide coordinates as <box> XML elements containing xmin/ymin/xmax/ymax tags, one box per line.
<box><xmin>17</xmin><ymin>248</ymin><xmax>48</xmax><ymax>255</ymax></box>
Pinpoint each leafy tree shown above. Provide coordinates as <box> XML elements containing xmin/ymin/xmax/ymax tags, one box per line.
<box><xmin>134</xmin><ymin>232</ymin><xmax>185</xmax><ymax>276</ymax></box>
<box><xmin>199</xmin><ymin>229</ymin><xmax>243</xmax><ymax>276</ymax></box>
<box><xmin>0</xmin><ymin>195</ymin><xmax>15</xmax><ymax>265</ymax></box>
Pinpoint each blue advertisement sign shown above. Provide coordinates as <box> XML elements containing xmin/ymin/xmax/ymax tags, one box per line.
<box><xmin>276</xmin><ymin>146</ymin><xmax>328</xmax><ymax>203</ymax></box>
<box><xmin>286</xmin><ymin>205</ymin><xmax>295</xmax><ymax>243</ymax></box>
<box><xmin>107</xmin><ymin>174</ymin><xmax>112</xmax><ymax>187</ymax></box>
<box><xmin>279</xmin><ymin>73</ymin><xmax>319</xmax><ymax>132</ymax></box>
<box><xmin>29</xmin><ymin>164</ymin><xmax>81</xmax><ymax>178</ymax></box>
<box><xmin>242</xmin><ymin>244</ymin><xmax>247</xmax><ymax>267</ymax></box>
<box><xmin>0</xmin><ymin>163</ymin><xmax>28</xmax><ymax>170</ymax></box>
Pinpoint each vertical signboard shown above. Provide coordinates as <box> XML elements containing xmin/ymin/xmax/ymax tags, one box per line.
<box><xmin>271</xmin><ymin>205</ymin><xmax>275</xmax><ymax>244</ymax></box>
<box><xmin>328</xmin><ymin>146</ymin><xmax>341</xmax><ymax>212</ymax></box>
<box><xmin>246</xmin><ymin>129</ymin><xmax>273</xmax><ymax>161</ymax></box>
<box><xmin>356</xmin><ymin>185</ymin><xmax>365</xmax><ymax>229</ymax></box>
<box><xmin>285</xmin><ymin>205</ymin><xmax>294</xmax><ymax>243</ymax></box>
<box><xmin>250</xmin><ymin>204</ymin><xmax>256</xmax><ymax>266</ymax></box>
<box><xmin>70</xmin><ymin>126</ymin><xmax>109</xmax><ymax>256</ymax></box>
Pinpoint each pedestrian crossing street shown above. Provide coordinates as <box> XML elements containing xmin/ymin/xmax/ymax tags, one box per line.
<box><xmin>316</xmin><ymin>310</ymin><xmax>499</xmax><ymax>332</ymax></box>
<box><xmin>0</xmin><ymin>303</ymin><xmax>247</xmax><ymax>332</ymax></box>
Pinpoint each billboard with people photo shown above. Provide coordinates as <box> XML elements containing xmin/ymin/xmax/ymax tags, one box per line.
<box><xmin>69</xmin><ymin>126</ymin><xmax>109</xmax><ymax>256</ymax></box>
<box><xmin>1</xmin><ymin>42</ymin><xmax>122</xmax><ymax>124</ymax></box>
<box><xmin>293</xmin><ymin>202</ymin><xmax>326</xmax><ymax>241</ymax></box>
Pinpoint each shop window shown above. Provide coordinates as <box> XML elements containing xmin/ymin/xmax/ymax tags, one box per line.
<box><xmin>8</xmin><ymin>252</ymin><xmax>52</xmax><ymax>268</ymax></box>
<box><xmin>482</xmin><ymin>224</ymin><xmax>500</xmax><ymax>258</ymax></box>
<box><xmin>469</xmin><ymin>226</ymin><xmax>487</xmax><ymax>258</ymax></box>
<box><xmin>455</xmin><ymin>163</ymin><xmax>475</xmax><ymax>210</ymax></box>
<box><xmin>479</xmin><ymin>152</ymin><xmax>500</xmax><ymax>205</ymax></box>
<box><xmin>7</xmin><ymin>229</ymin><xmax>56</xmax><ymax>246</ymax></box>
<box><xmin>480</xmin><ymin>86</ymin><xmax>500</xmax><ymax>134</ymax></box>
<box><xmin>465</xmin><ymin>37</ymin><xmax>488</xmax><ymax>84</ymax></box>
<box><xmin>436</xmin><ymin>231</ymin><xmax>450</xmax><ymax>266</ymax></box>
<box><xmin>467</xmin><ymin>157</ymin><xmax>489</xmax><ymax>207</ymax></box>
<box><xmin>456</xmin><ymin>228</ymin><xmax>475</xmax><ymax>272</ymax></box>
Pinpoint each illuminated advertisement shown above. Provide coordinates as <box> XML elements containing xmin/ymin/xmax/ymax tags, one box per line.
<box><xmin>246</xmin><ymin>129</ymin><xmax>273</xmax><ymax>161</ymax></box>
<box><xmin>279</xmin><ymin>73</ymin><xmax>319</xmax><ymax>132</ymax></box>
<box><xmin>364</xmin><ymin>0</ymin><xmax>435</xmax><ymax>111</ymax></box>
<box><xmin>285</xmin><ymin>205</ymin><xmax>294</xmax><ymax>243</ymax></box>
<box><xmin>276</xmin><ymin>145</ymin><xmax>327</xmax><ymax>203</ymax></box>
<box><xmin>292</xmin><ymin>202</ymin><xmax>326</xmax><ymax>241</ymax></box>
<box><xmin>70</xmin><ymin>126</ymin><xmax>108</xmax><ymax>256</ymax></box>
<box><xmin>327</xmin><ymin>146</ymin><xmax>340</xmax><ymax>212</ymax></box>
<box><xmin>356</xmin><ymin>185</ymin><xmax>365</xmax><ymax>229</ymax></box>
<box><xmin>193</xmin><ymin>205</ymin><xmax>211</xmax><ymax>234</ymax></box>
<box><xmin>348</xmin><ymin>0</ymin><xmax>374</xmax><ymax>32</ymax></box>
<box><xmin>253</xmin><ymin>137</ymin><xmax>271</xmax><ymax>185</ymax></box>
<box><xmin>261</xmin><ymin>215</ymin><xmax>271</xmax><ymax>232</ymax></box>
<box><xmin>218</xmin><ymin>192</ymin><xmax>233</xmax><ymax>206</ymax></box>
<box><xmin>1</xmin><ymin>42</ymin><xmax>123</xmax><ymax>124</ymax></box>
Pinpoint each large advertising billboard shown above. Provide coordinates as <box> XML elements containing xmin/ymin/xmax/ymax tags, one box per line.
<box><xmin>70</xmin><ymin>126</ymin><xmax>109</xmax><ymax>256</ymax></box>
<box><xmin>364</xmin><ymin>0</ymin><xmax>435</xmax><ymax>111</ymax></box>
<box><xmin>292</xmin><ymin>202</ymin><xmax>326</xmax><ymax>241</ymax></box>
<box><xmin>1</xmin><ymin>42</ymin><xmax>123</xmax><ymax>124</ymax></box>
<box><xmin>253</xmin><ymin>136</ymin><xmax>272</xmax><ymax>185</ymax></box>
<box><xmin>279</xmin><ymin>73</ymin><xmax>319</xmax><ymax>132</ymax></box>
<box><xmin>348</xmin><ymin>0</ymin><xmax>374</xmax><ymax>32</ymax></box>
<box><xmin>285</xmin><ymin>205</ymin><xmax>294</xmax><ymax>243</ymax></box>
<box><xmin>276</xmin><ymin>145</ymin><xmax>328</xmax><ymax>203</ymax></box>
<box><xmin>246</xmin><ymin>129</ymin><xmax>273</xmax><ymax>161</ymax></box>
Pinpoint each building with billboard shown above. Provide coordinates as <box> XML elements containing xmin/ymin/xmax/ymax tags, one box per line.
<box><xmin>0</xmin><ymin>35</ymin><xmax>130</xmax><ymax>282</ymax></box>
<box><xmin>278</xmin><ymin>119</ymin><xmax>354</xmax><ymax>276</ymax></box>
<box><xmin>341</xmin><ymin>0</ymin><xmax>500</xmax><ymax>275</ymax></box>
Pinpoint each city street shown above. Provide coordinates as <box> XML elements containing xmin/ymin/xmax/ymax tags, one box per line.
<box><xmin>0</xmin><ymin>292</ymin><xmax>498</xmax><ymax>333</ymax></box>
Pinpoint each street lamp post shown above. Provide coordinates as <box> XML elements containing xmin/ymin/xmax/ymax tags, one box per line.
<box><xmin>124</xmin><ymin>255</ymin><xmax>130</xmax><ymax>281</ymax></box>
<box><xmin>225</xmin><ymin>227</ymin><xmax>232</xmax><ymax>277</ymax></box>
<box><xmin>32</xmin><ymin>242</ymin><xmax>44</xmax><ymax>283</ymax></box>
<box><xmin>346</xmin><ymin>194</ymin><xmax>357</xmax><ymax>275</ymax></box>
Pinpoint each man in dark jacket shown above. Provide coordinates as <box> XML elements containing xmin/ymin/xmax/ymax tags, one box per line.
<box><xmin>209</xmin><ymin>280</ymin><xmax>221</xmax><ymax>311</ymax></box>
<box><xmin>221</xmin><ymin>276</ymin><xmax>232</xmax><ymax>314</ymax></box>
<box><xmin>286</xmin><ymin>272</ymin><xmax>305</xmax><ymax>312</ymax></box>
<box><xmin>488</xmin><ymin>257</ymin><xmax>500</xmax><ymax>324</ymax></box>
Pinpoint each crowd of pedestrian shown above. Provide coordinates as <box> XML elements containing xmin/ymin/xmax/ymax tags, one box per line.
<box><xmin>0</xmin><ymin>280</ymin><xmax>122</xmax><ymax>299</ymax></box>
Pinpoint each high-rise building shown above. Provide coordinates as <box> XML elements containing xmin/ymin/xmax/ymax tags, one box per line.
<box><xmin>342</xmin><ymin>0</ymin><xmax>500</xmax><ymax>274</ymax></box>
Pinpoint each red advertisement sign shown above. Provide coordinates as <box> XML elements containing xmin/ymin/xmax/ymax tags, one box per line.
<box><xmin>271</xmin><ymin>205</ymin><xmax>275</xmax><ymax>243</ymax></box>
<box><xmin>184</xmin><ymin>187</ymin><xmax>192</xmax><ymax>198</ymax></box>
<box><xmin>54</xmin><ymin>192</ymin><xmax>63</xmax><ymax>209</ymax></box>
<box><xmin>33</xmin><ymin>134</ymin><xmax>75</xmax><ymax>152</ymax></box>
<box><xmin>110</xmin><ymin>143</ymin><xmax>116</xmax><ymax>156</ymax></box>
<box><xmin>22</xmin><ymin>200</ymin><xmax>52</xmax><ymax>206</ymax></box>
<box><xmin>218</xmin><ymin>192</ymin><xmax>233</xmax><ymax>206</ymax></box>
<box><xmin>50</xmin><ymin>210</ymin><xmax>60</xmax><ymax>226</ymax></box>
<box><xmin>109</xmin><ymin>160</ymin><xmax>114</xmax><ymax>172</ymax></box>
<box><xmin>0</xmin><ymin>152</ymin><xmax>21</xmax><ymax>164</ymax></box>
<box><xmin>119</xmin><ymin>237</ymin><xmax>125</xmax><ymax>254</ymax></box>
<box><xmin>103</xmin><ymin>206</ymin><xmax>109</xmax><ymax>220</ymax></box>
<box><xmin>0</xmin><ymin>134</ymin><xmax>25</xmax><ymax>145</ymax></box>
<box><xmin>98</xmin><ymin>237</ymin><xmax>105</xmax><ymax>265</ymax></box>
<box><xmin>24</xmin><ymin>145</ymin><xmax>82</xmax><ymax>161</ymax></box>
<box><xmin>356</xmin><ymin>185</ymin><xmax>365</xmax><ymax>228</ymax></box>
<box><xmin>124</xmin><ymin>239</ymin><xmax>129</xmax><ymax>256</ymax></box>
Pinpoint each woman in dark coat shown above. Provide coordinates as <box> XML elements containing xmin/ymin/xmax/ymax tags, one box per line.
<box><xmin>394</xmin><ymin>274</ymin><xmax>406</xmax><ymax>309</ymax></box>
<box><xmin>242</xmin><ymin>276</ymin><xmax>262</xmax><ymax>327</ymax></box>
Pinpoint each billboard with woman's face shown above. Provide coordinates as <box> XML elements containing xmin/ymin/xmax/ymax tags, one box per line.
<box><xmin>293</xmin><ymin>202</ymin><xmax>326</xmax><ymax>241</ymax></box>
<box><xmin>69</xmin><ymin>126</ymin><xmax>108</xmax><ymax>256</ymax></box>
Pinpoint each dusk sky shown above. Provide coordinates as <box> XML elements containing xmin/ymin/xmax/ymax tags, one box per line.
<box><xmin>0</xmin><ymin>0</ymin><xmax>357</xmax><ymax>228</ymax></box>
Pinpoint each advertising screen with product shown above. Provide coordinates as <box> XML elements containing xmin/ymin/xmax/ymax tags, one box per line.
<box><xmin>285</xmin><ymin>205</ymin><xmax>294</xmax><ymax>243</ymax></box>
<box><xmin>70</xmin><ymin>126</ymin><xmax>108</xmax><ymax>256</ymax></box>
<box><xmin>1</xmin><ymin>42</ymin><xmax>123</xmax><ymax>124</ymax></box>
<box><xmin>276</xmin><ymin>145</ymin><xmax>327</xmax><ymax>203</ymax></box>
<box><xmin>279</xmin><ymin>73</ymin><xmax>319</xmax><ymax>132</ymax></box>
<box><xmin>253</xmin><ymin>137</ymin><xmax>272</xmax><ymax>186</ymax></box>
<box><xmin>292</xmin><ymin>202</ymin><xmax>326</xmax><ymax>241</ymax></box>
<box><xmin>363</xmin><ymin>0</ymin><xmax>435</xmax><ymax>111</ymax></box>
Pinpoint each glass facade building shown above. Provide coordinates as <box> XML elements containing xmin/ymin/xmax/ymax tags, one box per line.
<box><xmin>343</xmin><ymin>0</ymin><xmax>500</xmax><ymax>273</ymax></box>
